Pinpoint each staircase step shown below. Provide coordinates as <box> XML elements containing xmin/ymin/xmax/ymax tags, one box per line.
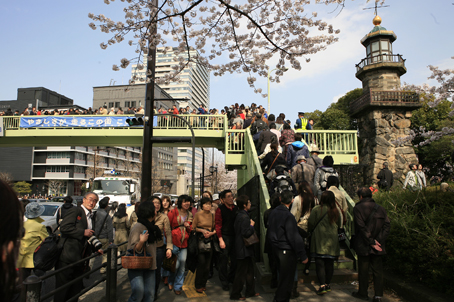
<box><xmin>298</xmin><ymin>269</ymin><xmax>358</xmax><ymax>284</ymax></box>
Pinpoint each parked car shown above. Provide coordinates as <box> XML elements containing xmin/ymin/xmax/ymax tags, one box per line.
<box><xmin>50</xmin><ymin>196</ymin><xmax>83</xmax><ymax>205</ymax></box>
<box><xmin>27</xmin><ymin>198</ymin><xmax>48</xmax><ymax>203</ymax></box>
<box><xmin>38</xmin><ymin>202</ymin><xmax>64</xmax><ymax>234</ymax></box>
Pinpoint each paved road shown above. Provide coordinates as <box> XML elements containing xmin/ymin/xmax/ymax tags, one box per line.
<box><xmin>80</xmin><ymin>264</ymin><xmax>404</xmax><ymax>302</ymax></box>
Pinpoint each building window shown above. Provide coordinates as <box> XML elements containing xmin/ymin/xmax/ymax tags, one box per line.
<box><xmin>125</xmin><ymin>101</ymin><xmax>130</xmax><ymax>107</ymax></box>
<box><xmin>108</xmin><ymin>102</ymin><xmax>114</xmax><ymax>108</ymax></box>
<box><xmin>46</xmin><ymin>166</ymin><xmax>70</xmax><ymax>172</ymax></box>
<box><xmin>131</xmin><ymin>101</ymin><xmax>136</xmax><ymax>108</ymax></box>
<box><xmin>47</xmin><ymin>152</ymin><xmax>70</xmax><ymax>159</ymax></box>
<box><xmin>115</xmin><ymin>102</ymin><xmax>120</xmax><ymax>108</ymax></box>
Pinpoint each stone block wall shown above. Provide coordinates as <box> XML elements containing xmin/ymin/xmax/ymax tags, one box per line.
<box><xmin>357</xmin><ymin>108</ymin><xmax>418</xmax><ymax>185</ymax></box>
<box><xmin>361</xmin><ymin>69</ymin><xmax>401</xmax><ymax>91</ymax></box>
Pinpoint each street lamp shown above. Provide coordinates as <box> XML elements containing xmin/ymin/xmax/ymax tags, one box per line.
<box><xmin>267</xmin><ymin>67</ymin><xmax>288</xmax><ymax>115</ymax></box>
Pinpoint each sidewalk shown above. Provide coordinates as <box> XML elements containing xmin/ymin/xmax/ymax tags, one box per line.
<box><xmin>80</xmin><ymin>267</ymin><xmax>403</xmax><ymax>302</ymax></box>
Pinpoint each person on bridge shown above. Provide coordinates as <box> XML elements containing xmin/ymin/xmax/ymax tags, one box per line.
<box><xmin>313</xmin><ymin>156</ymin><xmax>339</xmax><ymax>200</ymax></box>
<box><xmin>256</xmin><ymin>127</ymin><xmax>278</xmax><ymax>155</ymax></box>
<box><xmin>306</xmin><ymin>146</ymin><xmax>323</xmax><ymax>169</ymax></box>
<box><xmin>279</xmin><ymin>123</ymin><xmax>295</xmax><ymax>160</ymax></box>
<box><xmin>286</xmin><ymin>133</ymin><xmax>310</xmax><ymax>170</ymax></box>
<box><xmin>55</xmin><ymin>192</ymin><xmax>103</xmax><ymax>302</ymax></box>
<box><xmin>127</xmin><ymin>198</ymin><xmax>160</xmax><ymax>302</ymax></box>
<box><xmin>268</xmin><ymin>190</ymin><xmax>308</xmax><ymax>302</ymax></box>
<box><xmin>294</xmin><ymin>112</ymin><xmax>308</xmax><ymax>130</ymax></box>
<box><xmin>291</xmin><ymin>155</ymin><xmax>316</xmax><ymax>191</ymax></box>
<box><xmin>351</xmin><ymin>187</ymin><xmax>390</xmax><ymax>302</ymax></box>
<box><xmin>215</xmin><ymin>189</ymin><xmax>238</xmax><ymax>291</ymax></box>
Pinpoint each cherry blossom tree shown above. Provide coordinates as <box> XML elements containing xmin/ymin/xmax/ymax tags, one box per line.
<box><xmin>399</xmin><ymin>57</ymin><xmax>454</xmax><ymax>146</ymax></box>
<box><xmin>88</xmin><ymin>0</ymin><xmax>381</xmax><ymax>94</ymax></box>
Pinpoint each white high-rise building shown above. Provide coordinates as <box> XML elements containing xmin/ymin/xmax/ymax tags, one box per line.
<box><xmin>131</xmin><ymin>47</ymin><xmax>210</xmax><ymax>110</ymax></box>
<box><xmin>131</xmin><ymin>47</ymin><xmax>210</xmax><ymax>196</ymax></box>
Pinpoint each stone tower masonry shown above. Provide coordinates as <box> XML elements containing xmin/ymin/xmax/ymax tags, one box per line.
<box><xmin>350</xmin><ymin>16</ymin><xmax>421</xmax><ymax>185</ymax></box>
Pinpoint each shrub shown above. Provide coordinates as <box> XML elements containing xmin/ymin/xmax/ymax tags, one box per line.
<box><xmin>374</xmin><ymin>186</ymin><xmax>454</xmax><ymax>296</ymax></box>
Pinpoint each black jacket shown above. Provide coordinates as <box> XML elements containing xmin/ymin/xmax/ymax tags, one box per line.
<box><xmin>377</xmin><ymin>168</ymin><xmax>393</xmax><ymax>190</ymax></box>
<box><xmin>353</xmin><ymin>198</ymin><xmax>390</xmax><ymax>256</ymax></box>
<box><xmin>256</xmin><ymin>130</ymin><xmax>278</xmax><ymax>154</ymax></box>
<box><xmin>59</xmin><ymin>206</ymin><xmax>96</xmax><ymax>264</ymax></box>
<box><xmin>234</xmin><ymin>210</ymin><xmax>255</xmax><ymax>260</ymax></box>
<box><xmin>261</xmin><ymin>152</ymin><xmax>286</xmax><ymax>173</ymax></box>
<box><xmin>267</xmin><ymin>204</ymin><xmax>307</xmax><ymax>261</ymax></box>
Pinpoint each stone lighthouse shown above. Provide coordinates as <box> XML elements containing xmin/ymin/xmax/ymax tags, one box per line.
<box><xmin>350</xmin><ymin>15</ymin><xmax>421</xmax><ymax>185</ymax></box>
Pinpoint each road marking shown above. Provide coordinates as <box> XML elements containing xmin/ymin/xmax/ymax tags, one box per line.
<box><xmin>183</xmin><ymin>271</ymin><xmax>207</xmax><ymax>298</ymax></box>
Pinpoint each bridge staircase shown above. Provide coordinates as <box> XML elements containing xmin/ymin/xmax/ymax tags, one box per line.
<box><xmin>225</xmin><ymin>128</ymin><xmax>359</xmax><ymax>285</ymax></box>
<box><xmin>1</xmin><ymin>114</ymin><xmax>359</xmax><ymax>282</ymax></box>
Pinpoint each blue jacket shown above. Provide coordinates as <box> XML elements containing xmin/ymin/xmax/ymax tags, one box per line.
<box><xmin>286</xmin><ymin>141</ymin><xmax>310</xmax><ymax>169</ymax></box>
<box><xmin>267</xmin><ymin>204</ymin><xmax>307</xmax><ymax>261</ymax></box>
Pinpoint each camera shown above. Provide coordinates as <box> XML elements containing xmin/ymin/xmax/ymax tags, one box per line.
<box><xmin>87</xmin><ymin>235</ymin><xmax>103</xmax><ymax>250</ymax></box>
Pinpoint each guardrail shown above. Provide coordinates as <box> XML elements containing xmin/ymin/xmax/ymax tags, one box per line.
<box><xmin>355</xmin><ymin>54</ymin><xmax>405</xmax><ymax>72</ymax></box>
<box><xmin>296</xmin><ymin>130</ymin><xmax>359</xmax><ymax>163</ymax></box>
<box><xmin>23</xmin><ymin>241</ymin><xmax>127</xmax><ymax>302</ymax></box>
<box><xmin>1</xmin><ymin>114</ymin><xmax>227</xmax><ymax>131</ymax></box>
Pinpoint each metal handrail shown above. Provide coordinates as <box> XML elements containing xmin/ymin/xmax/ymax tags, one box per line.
<box><xmin>23</xmin><ymin>241</ymin><xmax>127</xmax><ymax>302</ymax></box>
<box><xmin>355</xmin><ymin>53</ymin><xmax>405</xmax><ymax>72</ymax></box>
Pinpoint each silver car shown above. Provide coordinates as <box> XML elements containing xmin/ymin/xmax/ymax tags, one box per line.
<box><xmin>38</xmin><ymin>202</ymin><xmax>63</xmax><ymax>234</ymax></box>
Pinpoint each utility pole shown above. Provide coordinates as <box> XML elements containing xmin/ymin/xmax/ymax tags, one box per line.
<box><xmin>141</xmin><ymin>0</ymin><xmax>158</xmax><ymax>201</ymax></box>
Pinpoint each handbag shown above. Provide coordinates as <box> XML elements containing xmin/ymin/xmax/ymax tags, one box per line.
<box><xmin>162</xmin><ymin>254</ymin><xmax>177</xmax><ymax>273</ymax></box>
<box><xmin>338</xmin><ymin>228</ymin><xmax>347</xmax><ymax>242</ymax></box>
<box><xmin>198</xmin><ymin>236</ymin><xmax>212</xmax><ymax>253</ymax></box>
<box><xmin>243</xmin><ymin>232</ymin><xmax>259</xmax><ymax>247</ymax></box>
<box><xmin>121</xmin><ymin>248</ymin><xmax>153</xmax><ymax>270</ymax></box>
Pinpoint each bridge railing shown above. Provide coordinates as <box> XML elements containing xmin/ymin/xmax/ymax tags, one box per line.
<box><xmin>296</xmin><ymin>129</ymin><xmax>359</xmax><ymax>163</ymax></box>
<box><xmin>1</xmin><ymin>114</ymin><xmax>228</xmax><ymax>131</ymax></box>
<box><xmin>154</xmin><ymin>114</ymin><xmax>227</xmax><ymax>130</ymax></box>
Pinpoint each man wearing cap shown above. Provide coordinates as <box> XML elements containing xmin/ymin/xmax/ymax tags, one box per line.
<box><xmin>55</xmin><ymin>192</ymin><xmax>103</xmax><ymax>302</ymax></box>
<box><xmin>291</xmin><ymin>155</ymin><xmax>316</xmax><ymax>190</ymax></box>
<box><xmin>294</xmin><ymin>112</ymin><xmax>308</xmax><ymax>130</ymax></box>
<box><xmin>306</xmin><ymin>146</ymin><xmax>323</xmax><ymax>169</ymax></box>
<box><xmin>17</xmin><ymin>203</ymin><xmax>48</xmax><ymax>280</ymax></box>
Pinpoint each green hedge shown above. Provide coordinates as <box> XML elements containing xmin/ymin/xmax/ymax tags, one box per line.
<box><xmin>373</xmin><ymin>187</ymin><xmax>454</xmax><ymax>296</ymax></box>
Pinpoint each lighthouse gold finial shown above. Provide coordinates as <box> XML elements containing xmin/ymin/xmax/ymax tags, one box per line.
<box><xmin>373</xmin><ymin>15</ymin><xmax>382</xmax><ymax>26</ymax></box>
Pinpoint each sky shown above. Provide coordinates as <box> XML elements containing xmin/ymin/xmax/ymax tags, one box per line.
<box><xmin>0</xmin><ymin>0</ymin><xmax>453</xmax><ymax>122</ymax></box>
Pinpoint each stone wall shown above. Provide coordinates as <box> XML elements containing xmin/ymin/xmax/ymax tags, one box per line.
<box><xmin>361</xmin><ymin>68</ymin><xmax>402</xmax><ymax>91</ymax></box>
<box><xmin>357</xmin><ymin>108</ymin><xmax>418</xmax><ymax>186</ymax></box>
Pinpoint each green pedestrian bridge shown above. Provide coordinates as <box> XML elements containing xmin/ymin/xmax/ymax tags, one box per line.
<box><xmin>1</xmin><ymin>114</ymin><xmax>360</xmax><ymax>271</ymax></box>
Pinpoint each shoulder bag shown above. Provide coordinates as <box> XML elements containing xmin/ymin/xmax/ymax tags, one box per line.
<box><xmin>122</xmin><ymin>248</ymin><xmax>153</xmax><ymax>270</ymax></box>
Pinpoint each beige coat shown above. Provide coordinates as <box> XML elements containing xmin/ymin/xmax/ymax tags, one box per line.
<box><xmin>17</xmin><ymin>217</ymin><xmax>48</xmax><ymax>268</ymax></box>
<box><xmin>113</xmin><ymin>215</ymin><xmax>130</xmax><ymax>252</ymax></box>
<box><xmin>127</xmin><ymin>222</ymin><xmax>157</xmax><ymax>270</ymax></box>
<box><xmin>154</xmin><ymin>212</ymin><xmax>173</xmax><ymax>250</ymax></box>
<box><xmin>327</xmin><ymin>186</ymin><xmax>348</xmax><ymax>226</ymax></box>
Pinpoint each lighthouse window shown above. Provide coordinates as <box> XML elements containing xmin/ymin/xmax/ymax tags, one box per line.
<box><xmin>371</xmin><ymin>41</ymin><xmax>379</xmax><ymax>52</ymax></box>
<box><xmin>380</xmin><ymin>40</ymin><xmax>389</xmax><ymax>50</ymax></box>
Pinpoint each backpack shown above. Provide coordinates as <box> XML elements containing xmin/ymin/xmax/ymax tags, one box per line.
<box><xmin>251</xmin><ymin>119</ymin><xmax>267</xmax><ymax>135</ymax></box>
<box><xmin>273</xmin><ymin>175</ymin><xmax>294</xmax><ymax>193</ymax></box>
<box><xmin>320</xmin><ymin>169</ymin><xmax>339</xmax><ymax>191</ymax></box>
<box><xmin>33</xmin><ymin>232</ymin><xmax>64</xmax><ymax>276</ymax></box>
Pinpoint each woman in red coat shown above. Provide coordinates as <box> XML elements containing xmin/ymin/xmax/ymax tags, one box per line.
<box><xmin>167</xmin><ymin>195</ymin><xmax>193</xmax><ymax>295</ymax></box>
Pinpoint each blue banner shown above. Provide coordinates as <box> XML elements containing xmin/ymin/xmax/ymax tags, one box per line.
<box><xmin>19</xmin><ymin>116</ymin><xmax>135</xmax><ymax>128</ymax></box>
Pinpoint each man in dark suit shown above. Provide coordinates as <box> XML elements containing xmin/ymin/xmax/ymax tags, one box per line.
<box><xmin>268</xmin><ymin>190</ymin><xmax>308</xmax><ymax>302</ymax></box>
<box><xmin>55</xmin><ymin>192</ymin><xmax>102</xmax><ymax>302</ymax></box>
<box><xmin>351</xmin><ymin>187</ymin><xmax>390</xmax><ymax>302</ymax></box>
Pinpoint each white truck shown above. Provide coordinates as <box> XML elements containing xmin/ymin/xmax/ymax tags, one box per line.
<box><xmin>92</xmin><ymin>177</ymin><xmax>140</xmax><ymax>206</ymax></box>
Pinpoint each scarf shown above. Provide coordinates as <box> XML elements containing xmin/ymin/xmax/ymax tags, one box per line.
<box><xmin>138</xmin><ymin>217</ymin><xmax>162</xmax><ymax>244</ymax></box>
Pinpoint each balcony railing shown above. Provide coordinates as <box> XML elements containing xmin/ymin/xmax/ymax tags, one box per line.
<box><xmin>356</xmin><ymin>54</ymin><xmax>405</xmax><ymax>72</ymax></box>
<box><xmin>350</xmin><ymin>89</ymin><xmax>420</xmax><ymax>115</ymax></box>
